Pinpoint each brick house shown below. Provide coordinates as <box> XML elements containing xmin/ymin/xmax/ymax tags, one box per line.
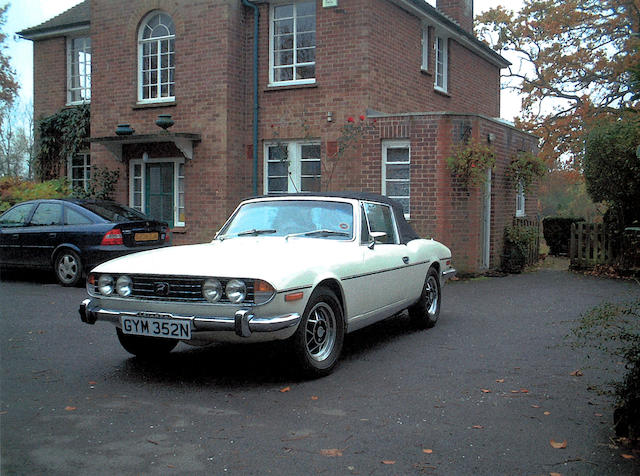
<box><xmin>19</xmin><ymin>0</ymin><xmax>539</xmax><ymax>272</ymax></box>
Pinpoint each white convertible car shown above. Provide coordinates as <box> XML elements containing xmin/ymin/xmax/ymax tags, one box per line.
<box><xmin>80</xmin><ymin>193</ymin><xmax>455</xmax><ymax>376</ymax></box>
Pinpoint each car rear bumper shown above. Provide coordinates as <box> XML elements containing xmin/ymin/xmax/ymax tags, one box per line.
<box><xmin>79</xmin><ymin>298</ymin><xmax>301</xmax><ymax>340</ymax></box>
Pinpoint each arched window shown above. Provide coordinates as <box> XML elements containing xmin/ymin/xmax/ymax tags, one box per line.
<box><xmin>138</xmin><ymin>12</ymin><xmax>175</xmax><ymax>102</ymax></box>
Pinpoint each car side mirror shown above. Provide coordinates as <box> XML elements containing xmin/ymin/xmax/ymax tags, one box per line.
<box><xmin>368</xmin><ymin>231</ymin><xmax>386</xmax><ymax>249</ymax></box>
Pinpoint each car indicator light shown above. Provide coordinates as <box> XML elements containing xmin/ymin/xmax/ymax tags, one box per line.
<box><xmin>101</xmin><ymin>229</ymin><xmax>124</xmax><ymax>246</ymax></box>
<box><xmin>285</xmin><ymin>292</ymin><xmax>304</xmax><ymax>302</ymax></box>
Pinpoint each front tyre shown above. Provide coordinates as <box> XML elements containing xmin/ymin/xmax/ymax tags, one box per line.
<box><xmin>116</xmin><ymin>328</ymin><xmax>178</xmax><ymax>358</ymax></box>
<box><xmin>292</xmin><ymin>287</ymin><xmax>344</xmax><ymax>378</ymax></box>
<box><xmin>409</xmin><ymin>267</ymin><xmax>441</xmax><ymax>329</ymax></box>
<box><xmin>54</xmin><ymin>249</ymin><xmax>83</xmax><ymax>286</ymax></box>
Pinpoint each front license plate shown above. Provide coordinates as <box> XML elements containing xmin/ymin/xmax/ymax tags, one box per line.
<box><xmin>135</xmin><ymin>232</ymin><xmax>159</xmax><ymax>242</ymax></box>
<box><xmin>121</xmin><ymin>315</ymin><xmax>191</xmax><ymax>339</ymax></box>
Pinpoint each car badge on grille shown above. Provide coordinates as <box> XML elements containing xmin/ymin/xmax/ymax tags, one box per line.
<box><xmin>154</xmin><ymin>282</ymin><xmax>170</xmax><ymax>296</ymax></box>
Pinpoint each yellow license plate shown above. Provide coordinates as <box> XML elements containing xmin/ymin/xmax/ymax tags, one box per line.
<box><xmin>135</xmin><ymin>232</ymin><xmax>159</xmax><ymax>242</ymax></box>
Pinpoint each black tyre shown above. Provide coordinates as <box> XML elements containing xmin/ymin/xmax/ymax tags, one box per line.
<box><xmin>408</xmin><ymin>267</ymin><xmax>441</xmax><ymax>329</ymax></box>
<box><xmin>292</xmin><ymin>287</ymin><xmax>345</xmax><ymax>377</ymax></box>
<box><xmin>54</xmin><ymin>249</ymin><xmax>83</xmax><ymax>287</ymax></box>
<box><xmin>116</xmin><ymin>328</ymin><xmax>179</xmax><ymax>358</ymax></box>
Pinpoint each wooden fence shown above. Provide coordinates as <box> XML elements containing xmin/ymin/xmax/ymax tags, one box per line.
<box><xmin>569</xmin><ymin>222</ymin><xmax>614</xmax><ymax>268</ymax></box>
<box><xmin>513</xmin><ymin>216</ymin><xmax>540</xmax><ymax>266</ymax></box>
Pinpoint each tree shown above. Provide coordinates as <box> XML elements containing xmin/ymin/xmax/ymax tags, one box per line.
<box><xmin>476</xmin><ymin>0</ymin><xmax>639</xmax><ymax>167</ymax></box>
<box><xmin>0</xmin><ymin>4</ymin><xmax>18</xmax><ymax>118</ymax></box>
<box><xmin>583</xmin><ymin>116</ymin><xmax>640</xmax><ymax>227</ymax></box>
<box><xmin>0</xmin><ymin>101</ymin><xmax>33</xmax><ymax>178</ymax></box>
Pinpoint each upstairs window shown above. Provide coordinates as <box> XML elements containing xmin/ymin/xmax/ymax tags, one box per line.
<box><xmin>421</xmin><ymin>27</ymin><xmax>429</xmax><ymax>71</ymax></box>
<box><xmin>138</xmin><ymin>12</ymin><xmax>175</xmax><ymax>102</ymax></box>
<box><xmin>67</xmin><ymin>36</ymin><xmax>91</xmax><ymax>104</ymax></box>
<box><xmin>434</xmin><ymin>35</ymin><xmax>448</xmax><ymax>92</ymax></box>
<box><xmin>270</xmin><ymin>1</ymin><xmax>316</xmax><ymax>86</ymax></box>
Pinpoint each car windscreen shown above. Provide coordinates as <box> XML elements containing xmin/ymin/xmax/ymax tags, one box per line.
<box><xmin>79</xmin><ymin>202</ymin><xmax>148</xmax><ymax>222</ymax></box>
<box><xmin>219</xmin><ymin>200</ymin><xmax>354</xmax><ymax>240</ymax></box>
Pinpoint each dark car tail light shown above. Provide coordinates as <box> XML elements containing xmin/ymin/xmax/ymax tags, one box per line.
<box><xmin>101</xmin><ymin>228</ymin><xmax>124</xmax><ymax>246</ymax></box>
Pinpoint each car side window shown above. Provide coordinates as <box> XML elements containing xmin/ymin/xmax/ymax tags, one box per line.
<box><xmin>65</xmin><ymin>206</ymin><xmax>93</xmax><ymax>225</ymax></box>
<box><xmin>30</xmin><ymin>203</ymin><xmax>63</xmax><ymax>226</ymax></box>
<box><xmin>362</xmin><ymin>202</ymin><xmax>398</xmax><ymax>244</ymax></box>
<box><xmin>0</xmin><ymin>203</ymin><xmax>35</xmax><ymax>227</ymax></box>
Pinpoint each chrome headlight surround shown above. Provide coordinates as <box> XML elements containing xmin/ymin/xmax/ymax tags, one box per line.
<box><xmin>203</xmin><ymin>278</ymin><xmax>223</xmax><ymax>303</ymax></box>
<box><xmin>97</xmin><ymin>274</ymin><xmax>115</xmax><ymax>296</ymax></box>
<box><xmin>226</xmin><ymin>279</ymin><xmax>247</xmax><ymax>303</ymax></box>
<box><xmin>115</xmin><ymin>275</ymin><xmax>133</xmax><ymax>297</ymax></box>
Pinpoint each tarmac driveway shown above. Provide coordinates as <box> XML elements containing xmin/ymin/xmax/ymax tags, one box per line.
<box><xmin>1</xmin><ymin>264</ymin><xmax>639</xmax><ymax>475</ymax></box>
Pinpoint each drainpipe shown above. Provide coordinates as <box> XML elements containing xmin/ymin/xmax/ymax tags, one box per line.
<box><xmin>242</xmin><ymin>0</ymin><xmax>260</xmax><ymax>196</ymax></box>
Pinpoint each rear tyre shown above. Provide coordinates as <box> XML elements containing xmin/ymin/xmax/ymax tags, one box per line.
<box><xmin>54</xmin><ymin>249</ymin><xmax>83</xmax><ymax>287</ymax></box>
<box><xmin>408</xmin><ymin>267</ymin><xmax>441</xmax><ymax>329</ymax></box>
<box><xmin>116</xmin><ymin>328</ymin><xmax>178</xmax><ymax>358</ymax></box>
<box><xmin>292</xmin><ymin>287</ymin><xmax>344</xmax><ymax>378</ymax></box>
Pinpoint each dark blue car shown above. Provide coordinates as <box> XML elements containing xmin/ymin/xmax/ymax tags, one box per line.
<box><xmin>0</xmin><ymin>199</ymin><xmax>171</xmax><ymax>286</ymax></box>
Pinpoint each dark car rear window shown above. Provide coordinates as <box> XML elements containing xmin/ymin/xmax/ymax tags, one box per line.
<box><xmin>79</xmin><ymin>202</ymin><xmax>147</xmax><ymax>222</ymax></box>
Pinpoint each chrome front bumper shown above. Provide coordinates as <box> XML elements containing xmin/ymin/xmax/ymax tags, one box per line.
<box><xmin>79</xmin><ymin>299</ymin><xmax>301</xmax><ymax>339</ymax></box>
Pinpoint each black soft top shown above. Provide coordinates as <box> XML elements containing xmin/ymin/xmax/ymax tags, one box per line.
<box><xmin>253</xmin><ymin>192</ymin><xmax>420</xmax><ymax>244</ymax></box>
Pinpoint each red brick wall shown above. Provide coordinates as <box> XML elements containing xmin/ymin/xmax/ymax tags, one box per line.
<box><xmin>33</xmin><ymin>37</ymin><xmax>67</xmax><ymax>120</ymax></box>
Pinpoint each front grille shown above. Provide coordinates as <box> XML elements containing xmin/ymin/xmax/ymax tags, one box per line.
<box><xmin>128</xmin><ymin>275</ymin><xmax>256</xmax><ymax>303</ymax></box>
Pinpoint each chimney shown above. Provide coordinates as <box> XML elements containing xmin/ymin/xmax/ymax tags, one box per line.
<box><xmin>436</xmin><ymin>0</ymin><xmax>474</xmax><ymax>33</ymax></box>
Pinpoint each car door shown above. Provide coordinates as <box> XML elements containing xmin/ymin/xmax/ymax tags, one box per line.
<box><xmin>0</xmin><ymin>202</ymin><xmax>37</xmax><ymax>266</ymax></box>
<box><xmin>20</xmin><ymin>202</ymin><xmax>64</xmax><ymax>267</ymax></box>
<box><xmin>344</xmin><ymin>202</ymin><xmax>411</xmax><ymax>324</ymax></box>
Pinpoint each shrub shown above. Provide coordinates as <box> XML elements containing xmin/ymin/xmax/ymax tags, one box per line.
<box><xmin>0</xmin><ymin>177</ymin><xmax>71</xmax><ymax>212</ymax></box>
<box><xmin>542</xmin><ymin>216</ymin><xmax>585</xmax><ymax>255</ymax></box>
<box><xmin>501</xmin><ymin>224</ymin><xmax>538</xmax><ymax>273</ymax></box>
<box><xmin>571</xmin><ymin>299</ymin><xmax>640</xmax><ymax>440</ymax></box>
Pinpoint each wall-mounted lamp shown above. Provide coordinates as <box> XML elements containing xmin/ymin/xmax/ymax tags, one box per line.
<box><xmin>327</xmin><ymin>111</ymin><xmax>333</xmax><ymax>123</ymax></box>
<box><xmin>487</xmin><ymin>133</ymin><xmax>496</xmax><ymax>143</ymax></box>
<box><xmin>142</xmin><ymin>151</ymin><xmax>149</xmax><ymax>163</ymax></box>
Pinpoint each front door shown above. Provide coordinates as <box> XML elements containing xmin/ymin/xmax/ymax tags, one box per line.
<box><xmin>145</xmin><ymin>163</ymin><xmax>174</xmax><ymax>227</ymax></box>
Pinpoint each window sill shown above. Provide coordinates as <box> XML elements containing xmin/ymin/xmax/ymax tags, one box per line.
<box><xmin>265</xmin><ymin>82</ymin><xmax>318</xmax><ymax>92</ymax></box>
<box><xmin>420</xmin><ymin>68</ymin><xmax>431</xmax><ymax>76</ymax></box>
<box><xmin>133</xmin><ymin>100</ymin><xmax>177</xmax><ymax>110</ymax></box>
<box><xmin>170</xmin><ymin>226</ymin><xmax>187</xmax><ymax>234</ymax></box>
<box><xmin>434</xmin><ymin>87</ymin><xmax>450</xmax><ymax>97</ymax></box>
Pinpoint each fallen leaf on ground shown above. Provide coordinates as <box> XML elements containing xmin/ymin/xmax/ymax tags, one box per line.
<box><xmin>381</xmin><ymin>460</ymin><xmax>395</xmax><ymax>465</ymax></box>
<box><xmin>570</xmin><ymin>370</ymin><xmax>584</xmax><ymax>377</ymax></box>
<box><xmin>311</xmin><ymin>396</ymin><xmax>318</xmax><ymax>400</ymax></box>
<box><xmin>520</xmin><ymin>388</ymin><xmax>529</xmax><ymax>393</ymax></box>
<box><xmin>422</xmin><ymin>449</ymin><xmax>433</xmax><ymax>454</ymax></box>
<box><xmin>472</xmin><ymin>425</ymin><xmax>484</xmax><ymax>429</ymax></box>
<box><xmin>550</xmin><ymin>472</ymin><xmax>562</xmax><ymax>476</ymax></box>
<box><xmin>550</xmin><ymin>439</ymin><xmax>567</xmax><ymax>449</ymax></box>
<box><xmin>88</xmin><ymin>381</ymin><xmax>97</xmax><ymax>385</ymax></box>
<box><xmin>481</xmin><ymin>389</ymin><xmax>491</xmax><ymax>393</ymax></box>
<box><xmin>64</xmin><ymin>406</ymin><xmax>77</xmax><ymax>411</ymax></box>
<box><xmin>594</xmin><ymin>413</ymin><xmax>603</xmax><ymax>417</ymax></box>
<box><xmin>531</xmin><ymin>404</ymin><xmax>541</xmax><ymax>408</ymax></box>
<box><xmin>544</xmin><ymin>411</ymin><xmax>551</xmax><ymax>416</ymax></box>
<box><xmin>280</xmin><ymin>386</ymin><xmax>291</xmax><ymax>393</ymax></box>
<box><xmin>621</xmin><ymin>454</ymin><xmax>635</xmax><ymax>460</ymax></box>
<box><xmin>496</xmin><ymin>379</ymin><xmax>505</xmax><ymax>383</ymax></box>
<box><xmin>320</xmin><ymin>449</ymin><xmax>343</xmax><ymax>457</ymax></box>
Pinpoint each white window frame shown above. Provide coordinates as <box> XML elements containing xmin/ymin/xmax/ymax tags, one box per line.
<box><xmin>269</xmin><ymin>1</ymin><xmax>316</xmax><ymax>87</ymax></box>
<box><xmin>67</xmin><ymin>152</ymin><xmax>91</xmax><ymax>191</ymax></box>
<box><xmin>138</xmin><ymin>11</ymin><xmax>175</xmax><ymax>104</ymax></box>
<box><xmin>434</xmin><ymin>34</ymin><xmax>448</xmax><ymax>93</ymax></box>
<box><xmin>129</xmin><ymin>157</ymin><xmax>185</xmax><ymax>227</ymax></box>
<box><xmin>66</xmin><ymin>36</ymin><xmax>91</xmax><ymax>105</ymax></box>
<box><xmin>421</xmin><ymin>27</ymin><xmax>429</xmax><ymax>72</ymax></box>
<box><xmin>382</xmin><ymin>140</ymin><xmax>411</xmax><ymax>219</ymax></box>
<box><xmin>263</xmin><ymin>140</ymin><xmax>321</xmax><ymax>194</ymax></box>
<box><xmin>515</xmin><ymin>182</ymin><xmax>526</xmax><ymax>217</ymax></box>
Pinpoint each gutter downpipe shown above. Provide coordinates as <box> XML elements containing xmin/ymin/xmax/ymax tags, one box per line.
<box><xmin>242</xmin><ymin>0</ymin><xmax>260</xmax><ymax>196</ymax></box>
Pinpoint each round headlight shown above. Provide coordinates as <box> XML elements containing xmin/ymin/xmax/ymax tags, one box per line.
<box><xmin>116</xmin><ymin>275</ymin><xmax>132</xmax><ymax>297</ymax></box>
<box><xmin>98</xmin><ymin>274</ymin><xmax>114</xmax><ymax>295</ymax></box>
<box><xmin>203</xmin><ymin>278</ymin><xmax>223</xmax><ymax>303</ymax></box>
<box><xmin>226</xmin><ymin>279</ymin><xmax>247</xmax><ymax>303</ymax></box>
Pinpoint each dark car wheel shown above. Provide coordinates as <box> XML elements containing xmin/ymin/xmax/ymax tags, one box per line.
<box><xmin>54</xmin><ymin>249</ymin><xmax>83</xmax><ymax>287</ymax></box>
<box><xmin>292</xmin><ymin>287</ymin><xmax>345</xmax><ymax>378</ymax></box>
<box><xmin>116</xmin><ymin>328</ymin><xmax>179</xmax><ymax>358</ymax></box>
<box><xmin>409</xmin><ymin>266</ymin><xmax>441</xmax><ymax>329</ymax></box>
